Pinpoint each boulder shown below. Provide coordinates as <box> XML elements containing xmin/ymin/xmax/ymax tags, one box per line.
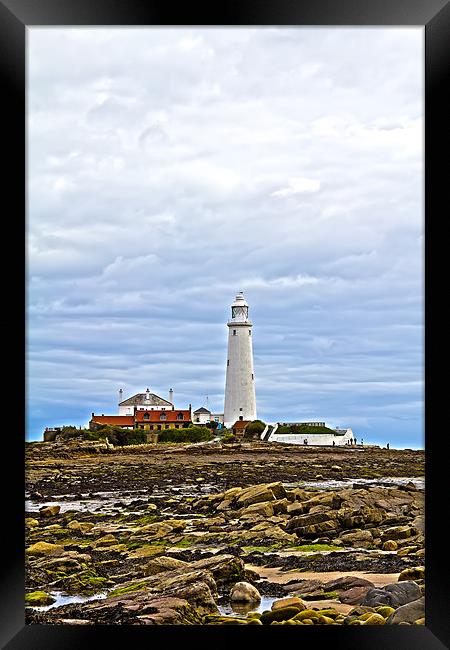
<box><xmin>67</xmin><ymin>521</ymin><xmax>95</xmax><ymax>534</ymax></box>
<box><xmin>339</xmin><ymin>586</ymin><xmax>372</xmax><ymax>605</ymax></box>
<box><xmin>286</xmin><ymin>502</ymin><xmax>306</xmax><ymax>515</ymax></box>
<box><xmin>271</xmin><ymin>597</ymin><xmax>305</xmax><ymax>611</ymax></box>
<box><xmin>382</xmin><ymin>540</ymin><xmax>398</xmax><ymax>551</ymax></box>
<box><xmin>381</xmin><ymin>525</ymin><xmax>416</xmax><ymax>542</ymax></box>
<box><xmin>191</xmin><ymin>554</ymin><xmax>246</xmax><ymax>587</ymax></box>
<box><xmin>92</xmin><ymin>534</ymin><xmax>118</xmax><ymax>548</ymax></box>
<box><xmin>230</xmin><ymin>582</ymin><xmax>261</xmax><ymax>603</ymax></box>
<box><xmin>235</xmin><ymin>485</ymin><xmax>276</xmax><ymax>509</ymax></box>
<box><xmin>25</xmin><ymin>518</ymin><xmax>39</xmax><ymax>528</ymax></box>
<box><xmin>386</xmin><ymin>597</ymin><xmax>425</xmax><ymax>625</ymax></box>
<box><xmin>25</xmin><ymin>591</ymin><xmax>56</xmax><ymax>607</ymax></box>
<box><xmin>39</xmin><ymin>505</ymin><xmax>61</xmax><ymax>518</ymax></box>
<box><xmin>26</xmin><ymin>542</ymin><xmax>64</xmax><ymax>557</ymax></box>
<box><xmin>242</xmin><ymin>501</ymin><xmax>274</xmax><ymax>517</ymax></box>
<box><xmin>362</xmin><ymin>581</ymin><xmax>421</xmax><ymax>608</ymax></box>
<box><xmin>339</xmin><ymin>530</ymin><xmax>373</xmax><ymax>547</ymax></box>
<box><xmin>398</xmin><ymin>567</ymin><xmax>425</xmax><ymax>582</ymax></box>
<box><xmin>324</xmin><ymin>576</ymin><xmax>375</xmax><ymax>592</ymax></box>
<box><xmin>144</xmin><ymin>556</ymin><xmax>188</xmax><ymax>576</ymax></box>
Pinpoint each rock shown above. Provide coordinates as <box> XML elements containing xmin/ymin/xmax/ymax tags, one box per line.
<box><xmin>92</xmin><ymin>534</ymin><xmax>118</xmax><ymax>548</ymax></box>
<box><xmin>128</xmin><ymin>544</ymin><xmax>166</xmax><ymax>558</ymax></box>
<box><xmin>260</xmin><ymin>607</ymin><xmax>301</xmax><ymax>624</ymax></box>
<box><xmin>271</xmin><ymin>597</ymin><xmax>305</xmax><ymax>611</ymax></box>
<box><xmin>362</xmin><ymin>581</ymin><xmax>422</xmax><ymax>608</ymax></box>
<box><xmin>25</xmin><ymin>518</ymin><xmax>39</xmax><ymax>528</ymax></box>
<box><xmin>375</xmin><ymin>606</ymin><xmax>395</xmax><ymax>618</ymax></box>
<box><xmin>144</xmin><ymin>556</ymin><xmax>188</xmax><ymax>576</ymax></box>
<box><xmin>272</xmin><ymin>499</ymin><xmax>289</xmax><ymax>514</ymax></box>
<box><xmin>146</xmin><ymin>503</ymin><xmax>158</xmax><ymax>511</ymax></box>
<box><xmin>382</xmin><ymin>540</ymin><xmax>398</xmax><ymax>551</ymax></box>
<box><xmin>361</xmin><ymin>613</ymin><xmax>386</xmax><ymax>625</ymax></box>
<box><xmin>339</xmin><ymin>586</ymin><xmax>372</xmax><ymax>605</ymax></box>
<box><xmin>26</xmin><ymin>542</ymin><xmax>64</xmax><ymax>557</ymax></box>
<box><xmin>230</xmin><ymin>581</ymin><xmax>261</xmax><ymax>603</ymax></box>
<box><xmin>265</xmin><ymin>482</ymin><xmax>287</xmax><ymax>499</ymax></box>
<box><xmin>67</xmin><ymin>521</ymin><xmax>95</xmax><ymax>534</ymax></box>
<box><xmin>284</xmin><ymin>579</ymin><xmax>323</xmax><ymax>595</ymax></box>
<box><xmin>324</xmin><ymin>576</ymin><xmax>375</xmax><ymax>592</ymax></box>
<box><xmin>398</xmin><ymin>567</ymin><xmax>425</xmax><ymax>582</ymax></box>
<box><xmin>414</xmin><ymin>617</ymin><xmax>425</xmax><ymax>625</ymax></box>
<box><xmin>25</xmin><ymin>591</ymin><xmax>56</xmax><ymax>607</ymax></box>
<box><xmin>133</xmin><ymin>522</ymin><xmax>174</xmax><ymax>539</ymax></box>
<box><xmin>339</xmin><ymin>530</ymin><xmax>373</xmax><ymax>547</ymax></box>
<box><xmin>331</xmin><ymin>465</ymin><xmax>342</xmax><ymax>471</ymax></box>
<box><xmin>191</xmin><ymin>555</ymin><xmax>246</xmax><ymax>588</ymax></box>
<box><xmin>286</xmin><ymin>511</ymin><xmax>336</xmax><ymax>535</ymax></box>
<box><xmin>242</xmin><ymin>501</ymin><xmax>274</xmax><ymax>517</ymax></box>
<box><xmin>39</xmin><ymin>505</ymin><xmax>61</xmax><ymax>518</ymax></box>
<box><xmin>235</xmin><ymin>485</ymin><xmax>276</xmax><ymax>509</ymax></box>
<box><xmin>286</xmin><ymin>502</ymin><xmax>306</xmax><ymax>515</ymax></box>
<box><xmin>381</xmin><ymin>525</ymin><xmax>415</xmax><ymax>541</ymax></box>
<box><xmin>386</xmin><ymin>597</ymin><xmax>425</xmax><ymax>625</ymax></box>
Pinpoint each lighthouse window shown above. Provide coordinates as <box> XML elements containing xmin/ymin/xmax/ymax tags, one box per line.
<box><xmin>227</xmin><ymin>360</ymin><xmax>230</xmax><ymax>366</ymax></box>
<box><xmin>233</xmin><ymin>329</ymin><xmax>236</xmax><ymax>335</ymax></box>
<box><xmin>249</xmin><ymin>330</ymin><xmax>251</xmax><ymax>335</ymax></box>
<box><xmin>252</xmin><ymin>373</ymin><xmax>254</xmax><ymax>380</ymax></box>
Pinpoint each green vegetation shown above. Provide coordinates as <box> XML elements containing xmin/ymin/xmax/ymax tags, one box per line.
<box><xmin>110</xmin><ymin>581</ymin><xmax>149</xmax><ymax>597</ymax></box>
<box><xmin>51</xmin><ymin>425</ymin><xmax>147</xmax><ymax>446</ymax></box>
<box><xmin>158</xmin><ymin>426</ymin><xmax>214</xmax><ymax>443</ymax></box>
<box><xmin>244</xmin><ymin>420</ymin><xmax>266</xmax><ymax>436</ymax></box>
<box><xmin>288</xmin><ymin>544</ymin><xmax>343</xmax><ymax>552</ymax></box>
<box><xmin>276</xmin><ymin>424</ymin><xmax>337</xmax><ymax>435</ymax></box>
<box><xmin>221</xmin><ymin>432</ymin><xmax>238</xmax><ymax>443</ymax></box>
<box><xmin>25</xmin><ymin>591</ymin><xmax>56</xmax><ymax>607</ymax></box>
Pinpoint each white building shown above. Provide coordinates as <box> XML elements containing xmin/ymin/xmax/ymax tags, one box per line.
<box><xmin>193</xmin><ymin>407</ymin><xmax>224</xmax><ymax>425</ymax></box>
<box><xmin>265</xmin><ymin>424</ymin><xmax>356</xmax><ymax>446</ymax></box>
<box><xmin>118</xmin><ymin>387</ymin><xmax>173</xmax><ymax>415</ymax></box>
<box><xmin>223</xmin><ymin>292</ymin><xmax>257</xmax><ymax>428</ymax></box>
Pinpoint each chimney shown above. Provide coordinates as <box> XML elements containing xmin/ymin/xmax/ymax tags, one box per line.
<box><xmin>146</xmin><ymin>388</ymin><xmax>150</xmax><ymax>400</ymax></box>
<box><xmin>169</xmin><ymin>388</ymin><xmax>174</xmax><ymax>404</ymax></box>
<box><xmin>118</xmin><ymin>388</ymin><xmax>123</xmax><ymax>404</ymax></box>
<box><xmin>91</xmin><ymin>412</ymin><xmax>94</xmax><ymax>418</ymax></box>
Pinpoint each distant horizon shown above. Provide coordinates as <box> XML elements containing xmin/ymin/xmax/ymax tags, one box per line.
<box><xmin>27</xmin><ymin>27</ymin><xmax>424</xmax><ymax>449</ymax></box>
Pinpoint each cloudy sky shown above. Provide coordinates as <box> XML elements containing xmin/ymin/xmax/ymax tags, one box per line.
<box><xmin>27</xmin><ymin>27</ymin><xmax>423</xmax><ymax>448</ymax></box>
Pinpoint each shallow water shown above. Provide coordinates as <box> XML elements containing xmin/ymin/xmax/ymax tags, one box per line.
<box><xmin>218</xmin><ymin>595</ymin><xmax>279</xmax><ymax>616</ymax></box>
<box><xmin>27</xmin><ymin>590</ymin><xmax>108</xmax><ymax>611</ymax></box>
<box><xmin>25</xmin><ymin>476</ymin><xmax>423</xmax><ymax>515</ymax></box>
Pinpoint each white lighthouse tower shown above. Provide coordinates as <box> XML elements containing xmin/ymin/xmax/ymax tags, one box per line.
<box><xmin>223</xmin><ymin>292</ymin><xmax>257</xmax><ymax>427</ymax></box>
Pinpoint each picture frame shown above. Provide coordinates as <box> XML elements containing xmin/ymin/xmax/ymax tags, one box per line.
<box><xmin>1</xmin><ymin>0</ymin><xmax>448</xmax><ymax>647</ymax></box>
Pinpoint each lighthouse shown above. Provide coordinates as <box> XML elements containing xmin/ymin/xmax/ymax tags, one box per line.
<box><xmin>223</xmin><ymin>292</ymin><xmax>257</xmax><ymax>427</ymax></box>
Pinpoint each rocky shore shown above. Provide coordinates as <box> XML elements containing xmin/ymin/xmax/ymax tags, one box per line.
<box><xmin>25</xmin><ymin>441</ymin><xmax>425</xmax><ymax>625</ymax></box>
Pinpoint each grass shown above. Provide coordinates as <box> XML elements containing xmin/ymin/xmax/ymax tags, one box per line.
<box><xmin>288</xmin><ymin>544</ymin><xmax>343</xmax><ymax>552</ymax></box>
<box><xmin>110</xmin><ymin>581</ymin><xmax>148</xmax><ymax>597</ymax></box>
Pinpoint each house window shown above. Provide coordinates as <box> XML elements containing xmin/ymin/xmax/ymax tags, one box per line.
<box><xmin>177</xmin><ymin>412</ymin><xmax>184</xmax><ymax>420</ymax></box>
<box><xmin>165</xmin><ymin>424</ymin><xmax>170</xmax><ymax>429</ymax></box>
<box><xmin>157</xmin><ymin>425</ymin><xmax>161</xmax><ymax>430</ymax></box>
<box><xmin>160</xmin><ymin>413</ymin><xmax>167</xmax><ymax>420</ymax></box>
<box><xmin>214</xmin><ymin>417</ymin><xmax>219</xmax><ymax>422</ymax></box>
<box><xmin>175</xmin><ymin>424</ymin><xmax>179</xmax><ymax>429</ymax></box>
<box><xmin>143</xmin><ymin>413</ymin><xmax>149</xmax><ymax>420</ymax></box>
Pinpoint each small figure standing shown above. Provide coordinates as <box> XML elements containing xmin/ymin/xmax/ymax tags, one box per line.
<box><xmin>332</xmin><ymin>440</ymin><xmax>335</xmax><ymax>447</ymax></box>
<box><xmin>386</xmin><ymin>442</ymin><xmax>390</xmax><ymax>450</ymax></box>
<box><xmin>361</xmin><ymin>439</ymin><xmax>364</xmax><ymax>446</ymax></box>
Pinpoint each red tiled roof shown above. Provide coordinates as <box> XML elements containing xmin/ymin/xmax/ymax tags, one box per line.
<box><xmin>232</xmin><ymin>420</ymin><xmax>251</xmax><ymax>430</ymax></box>
<box><xmin>91</xmin><ymin>415</ymin><xmax>134</xmax><ymax>426</ymax></box>
<box><xmin>135</xmin><ymin>409</ymin><xmax>191</xmax><ymax>423</ymax></box>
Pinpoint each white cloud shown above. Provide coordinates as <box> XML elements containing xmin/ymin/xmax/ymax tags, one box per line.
<box><xmin>271</xmin><ymin>176</ymin><xmax>321</xmax><ymax>197</ymax></box>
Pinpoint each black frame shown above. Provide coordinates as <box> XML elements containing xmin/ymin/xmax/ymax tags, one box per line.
<box><xmin>1</xmin><ymin>0</ymin><xmax>449</xmax><ymax>647</ymax></box>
